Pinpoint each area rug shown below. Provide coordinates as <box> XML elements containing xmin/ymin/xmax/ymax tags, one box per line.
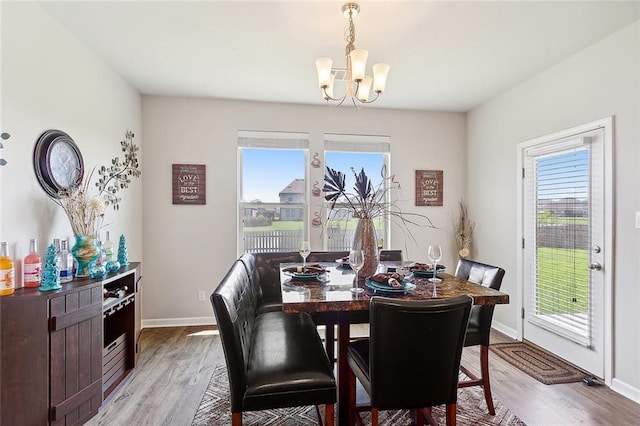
<box><xmin>490</xmin><ymin>341</ymin><xmax>587</xmax><ymax>385</ymax></box>
<box><xmin>192</xmin><ymin>365</ymin><xmax>525</xmax><ymax>425</ymax></box>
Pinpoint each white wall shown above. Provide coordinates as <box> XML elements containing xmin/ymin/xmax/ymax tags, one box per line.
<box><xmin>468</xmin><ymin>21</ymin><xmax>640</xmax><ymax>399</ymax></box>
<box><xmin>141</xmin><ymin>97</ymin><xmax>466</xmax><ymax>326</ymax></box>
<box><xmin>0</xmin><ymin>3</ymin><xmax>142</xmax><ymax>276</ymax></box>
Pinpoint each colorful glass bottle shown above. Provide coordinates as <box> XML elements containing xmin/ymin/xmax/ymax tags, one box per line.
<box><xmin>103</xmin><ymin>231</ymin><xmax>114</xmax><ymax>262</ymax></box>
<box><xmin>58</xmin><ymin>239</ymin><xmax>74</xmax><ymax>283</ymax></box>
<box><xmin>24</xmin><ymin>238</ymin><xmax>42</xmax><ymax>288</ymax></box>
<box><xmin>0</xmin><ymin>242</ymin><xmax>15</xmax><ymax>296</ymax></box>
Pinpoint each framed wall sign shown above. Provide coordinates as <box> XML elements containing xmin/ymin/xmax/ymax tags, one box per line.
<box><xmin>415</xmin><ymin>170</ymin><xmax>443</xmax><ymax>206</ymax></box>
<box><xmin>172</xmin><ymin>164</ymin><xmax>206</xmax><ymax>205</ymax></box>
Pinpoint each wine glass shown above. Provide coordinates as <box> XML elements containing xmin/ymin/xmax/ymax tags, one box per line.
<box><xmin>299</xmin><ymin>241</ymin><xmax>311</xmax><ymax>268</ymax></box>
<box><xmin>427</xmin><ymin>245</ymin><xmax>442</xmax><ymax>283</ymax></box>
<box><xmin>348</xmin><ymin>249</ymin><xmax>365</xmax><ymax>294</ymax></box>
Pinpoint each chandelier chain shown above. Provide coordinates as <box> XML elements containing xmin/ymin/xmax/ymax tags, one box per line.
<box><xmin>344</xmin><ymin>8</ymin><xmax>356</xmax><ymax>56</ymax></box>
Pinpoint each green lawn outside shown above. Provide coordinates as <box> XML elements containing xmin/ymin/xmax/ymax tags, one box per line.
<box><xmin>245</xmin><ymin>218</ymin><xmax>385</xmax><ymax>232</ymax></box>
<box><xmin>246</xmin><ymin>220</ymin><xmax>304</xmax><ymax>231</ymax></box>
<box><xmin>538</xmin><ymin>212</ymin><xmax>588</xmax><ymax>225</ymax></box>
<box><xmin>536</xmin><ymin>246</ymin><xmax>589</xmax><ymax>315</ymax></box>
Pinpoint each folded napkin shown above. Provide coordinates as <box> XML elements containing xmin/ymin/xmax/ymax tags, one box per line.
<box><xmin>368</xmin><ymin>272</ymin><xmax>405</xmax><ymax>288</ymax></box>
<box><xmin>283</xmin><ymin>264</ymin><xmax>325</xmax><ymax>274</ymax></box>
<box><xmin>408</xmin><ymin>262</ymin><xmax>446</xmax><ymax>272</ymax></box>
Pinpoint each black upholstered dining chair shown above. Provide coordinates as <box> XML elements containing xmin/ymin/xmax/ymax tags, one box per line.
<box><xmin>347</xmin><ymin>295</ymin><xmax>472</xmax><ymax>426</ymax></box>
<box><xmin>454</xmin><ymin>258</ymin><xmax>505</xmax><ymax>415</ymax></box>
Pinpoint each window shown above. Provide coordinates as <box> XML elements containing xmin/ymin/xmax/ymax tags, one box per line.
<box><xmin>324</xmin><ymin>134</ymin><xmax>391</xmax><ymax>251</ymax></box>
<box><xmin>523</xmin><ymin>137</ymin><xmax>592</xmax><ymax>346</ymax></box>
<box><xmin>238</xmin><ymin>131</ymin><xmax>391</xmax><ymax>254</ymax></box>
<box><xmin>238</xmin><ymin>131</ymin><xmax>308</xmax><ymax>253</ymax></box>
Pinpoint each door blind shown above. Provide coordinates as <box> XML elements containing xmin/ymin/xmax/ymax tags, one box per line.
<box><xmin>524</xmin><ymin>137</ymin><xmax>592</xmax><ymax>347</ymax></box>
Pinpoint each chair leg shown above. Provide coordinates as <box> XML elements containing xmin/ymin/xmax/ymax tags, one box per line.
<box><xmin>422</xmin><ymin>407</ymin><xmax>437</xmax><ymax>426</ymax></box>
<box><xmin>348</xmin><ymin>366</ymin><xmax>356</xmax><ymax>426</ymax></box>
<box><xmin>325</xmin><ymin>404</ymin><xmax>335</xmax><ymax>426</ymax></box>
<box><xmin>480</xmin><ymin>345</ymin><xmax>496</xmax><ymax>415</ymax></box>
<box><xmin>445</xmin><ymin>403</ymin><xmax>457</xmax><ymax>426</ymax></box>
<box><xmin>232</xmin><ymin>412</ymin><xmax>242</xmax><ymax>426</ymax></box>
<box><xmin>371</xmin><ymin>408</ymin><xmax>379</xmax><ymax>426</ymax></box>
<box><xmin>325</xmin><ymin>322</ymin><xmax>335</xmax><ymax>363</ymax></box>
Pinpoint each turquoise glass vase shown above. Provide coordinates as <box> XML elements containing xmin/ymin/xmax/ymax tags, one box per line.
<box><xmin>71</xmin><ymin>235</ymin><xmax>100</xmax><ymax>278</ymax></box>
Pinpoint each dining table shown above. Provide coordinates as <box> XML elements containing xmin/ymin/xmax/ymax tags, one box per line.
<box><xmin>280</xmin><ymin>260</ymin><xmax>510</xmax><ymax>426</ymax></box>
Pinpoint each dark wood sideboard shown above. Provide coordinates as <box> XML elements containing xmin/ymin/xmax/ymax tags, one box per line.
<box><xmin>0</xmin><ymin>262</ymin><xmax>141</xmax><ymax>425</ymax></box>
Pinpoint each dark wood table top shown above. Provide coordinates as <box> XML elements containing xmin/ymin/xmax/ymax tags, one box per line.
<box><xmin>280</xmin><ymin>262</ymin><xmax>509</xmax><ymax>313</ymax></box>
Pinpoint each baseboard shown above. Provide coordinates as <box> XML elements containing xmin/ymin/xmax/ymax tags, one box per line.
<box><xmin>611</xmin><ymin>377</ymin><xmax>640</xmax><ymax>404</ymax></box>
<box><xmin>142</xmin><ymin>316</ymin><xmax>215</xmax><ymax>328</ymax></box>
<box><xmin>491</xmin><ymin>320</ymin><xmax>518</xmax><ymax>340</ymax></box>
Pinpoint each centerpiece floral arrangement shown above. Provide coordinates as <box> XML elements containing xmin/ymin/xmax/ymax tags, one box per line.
<box><xmin>53</xmin><ymin>130</ymin><xmax>141</xmax><ymax>276</ymax></box>
<box><xmin>324</xmin><ymin>165</ymin><xmax>435</xmax><ymax>227</ymax></box>
<box><xmin>323</xmin><ymin>166</ymin><xmax>434</xmax><ymax>275</ymax></box>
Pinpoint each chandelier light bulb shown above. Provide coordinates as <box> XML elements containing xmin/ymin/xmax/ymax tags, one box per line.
<box><xmin>372</xmin><ymin>63</ymin><xmax>390</xmax><ymax>93</ymax></box>
<box><xmin>315</xmin><ymin>58</ymin><xmax>333</xmax><ymax>88</ymax></box>
<box><xmin>356</xmin><ymin>75</ymin><xmax>372</xmax><ymax>101</ymax></box>
<box><xmin>325</xmin><ymin>73</ymin><xmax>335</xmax><ymax>100</ymax></box>
<box><xmin>349</xmin><ymin>49</ymin><xmax>368</xmax><ymax>82</ymax></box>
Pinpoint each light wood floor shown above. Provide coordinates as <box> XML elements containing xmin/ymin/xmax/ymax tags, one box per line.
<box><xmin>86</xmin><ymin>325</ymin><xmax>640</xmax><ymax>426</ymax></box>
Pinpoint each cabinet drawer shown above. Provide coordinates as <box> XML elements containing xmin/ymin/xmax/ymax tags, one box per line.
<box><xmin>103</xmin><ymin>333</ymin><xmax>128</xmax><ymax>395</ymax></box>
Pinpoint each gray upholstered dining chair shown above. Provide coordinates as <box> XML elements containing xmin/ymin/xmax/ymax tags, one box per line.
<box><xmin>347</xmin><ymin>295</ymin><xmax>472</xmax><ymax>426</ymax></box>
<box><xmin>455</xmin><ymin>258</ymin><xmax>505</xmax><ymax>415</ymax></box>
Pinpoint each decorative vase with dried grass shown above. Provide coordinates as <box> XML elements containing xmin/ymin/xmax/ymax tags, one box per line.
<box><xmin>51</xmin><ymin>131</ymin><xmax>141</xmax><ymax>276</ymax></box>
<box><xmin>324</xmin><ymin>166</ymin><xmax>434</xmax><ymax>279</ymax></box>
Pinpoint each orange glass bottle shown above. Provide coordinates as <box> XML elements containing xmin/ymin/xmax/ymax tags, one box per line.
<box><xmin>0</xmin><ymin>242</ymin><xmax>15</xmax><ymax>296</ymax></box>
<box><xmin>24</xmin><ymin>238</ymin><xmax>42</xmax><ymax>288</ymax></box>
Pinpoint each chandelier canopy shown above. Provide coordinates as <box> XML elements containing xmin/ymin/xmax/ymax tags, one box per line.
<box><xmin>315</xmin><ymin>2</ymin><xmax>390</xmax><ymax>107</ymax></box>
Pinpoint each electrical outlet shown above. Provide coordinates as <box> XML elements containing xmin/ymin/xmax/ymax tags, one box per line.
<box><xmin>198</xmin><ymin>290</ymin><xmax>206</xmax><ymax>302</ymax></box>
<box><xmin>636</xmin><ymin>212</ymin><xmax>640</xmax><ymax>229</ymax></box>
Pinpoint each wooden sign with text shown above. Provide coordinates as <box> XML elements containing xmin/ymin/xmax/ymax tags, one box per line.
<box><xmin>415</xmin><ymin>170</ymin><xmax>443</xmax><ymax>206</ymax></box>
<box><xmin>172</xmin><ymin>164</ymin><xmax>206</xmax><ymax>205</ymax></box>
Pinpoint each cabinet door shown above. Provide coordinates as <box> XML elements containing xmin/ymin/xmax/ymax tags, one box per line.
<box><xmin>49</xmin><ymin>285</ymin><xmax>103</xmax><ymax>425</ymax></box>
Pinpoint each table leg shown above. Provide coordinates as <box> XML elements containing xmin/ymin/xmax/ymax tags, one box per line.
<box><xmin>337</xmin><ymin>313</ymin><xmax>350</xmax><ymax>426</ymax></box>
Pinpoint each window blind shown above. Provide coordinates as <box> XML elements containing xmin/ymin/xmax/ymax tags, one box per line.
<box><xmin>238</xmin><ymin>130</ymin><xmax>309</xmax><ymax>149</ymax></box>
<box><xmin>524</xmin><ymin>138</ymin><xmax>592</xmax><ymax>347</ymax></box>
<box><xmin>324</xmin><ymin>133</ymin><xmax>390</xmax><ymax>153</ymax></box>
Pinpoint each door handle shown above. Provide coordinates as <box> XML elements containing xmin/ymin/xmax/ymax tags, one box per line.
<box><xmin>588</xmin><ymin>262</ymin><xmax>602</xmax><ymax>271</ymax></box>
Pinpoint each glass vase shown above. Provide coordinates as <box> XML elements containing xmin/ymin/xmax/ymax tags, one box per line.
<box><xmin>71</xmin><ymin>235</ymin><xmax>100</xmax><ymax>278</ymax></box>
<box><xmin>352</xmin><ymin>217</ymin><xmax>379</xmax><ymax>278</ymax></box>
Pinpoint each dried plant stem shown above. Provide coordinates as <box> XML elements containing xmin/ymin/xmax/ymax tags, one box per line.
<box><xmin>455</xmin><ymin>197</ymin><xmax>475</xmax><ymax>258</ymax></box>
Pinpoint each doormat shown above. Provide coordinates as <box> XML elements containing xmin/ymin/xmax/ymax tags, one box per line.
<box><xmin>490</xmin><ymin>341</ymin><xmax>588</xmax><ymax>385</ymax></box>
<box><xmin>192</xmin><ymin>364</ymin><xmax>525</xmax><ymax>425</ymax></box>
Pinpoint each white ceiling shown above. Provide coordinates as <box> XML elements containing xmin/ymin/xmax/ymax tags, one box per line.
<box><xmin>38</xmin><ymin>1</ymin><xmax>640</xmax><ymax>112</ymax></box>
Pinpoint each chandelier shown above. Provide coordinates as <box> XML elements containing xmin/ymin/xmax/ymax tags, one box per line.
<box><xmin>315</xmin><ymin>2</ymin><xmax>390</xmax><ymax>107</ymax></box>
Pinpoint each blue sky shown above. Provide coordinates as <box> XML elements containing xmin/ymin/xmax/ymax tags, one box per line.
<box><xmin>536</xmin><ymin>149</ymin><xmax>589</xmax><ymax>199</ymax></box>
<box><xmin>242</xmin><ymin>149</ymin><xmax>384</xmax><ymax>202</ymax></box>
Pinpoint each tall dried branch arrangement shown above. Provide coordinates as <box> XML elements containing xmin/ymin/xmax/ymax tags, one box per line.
<box><xmin>54</xmin><ymin>169</ymin><xmax>105</xmax><ymax>236</ymax></box>
<box><xmin>323</xmin><ymin>166</ymin><xmax>436</xmax><ymax>245</ymax></box>
<box><xmin>454</xmin><ymin>197</ymin><xmax>475</xmax><ymax>258</ymax></box>
<box><xmin>53</xmin><ymin>130</ymin><xmax>141</xmax><ymax>235</ymax></box>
